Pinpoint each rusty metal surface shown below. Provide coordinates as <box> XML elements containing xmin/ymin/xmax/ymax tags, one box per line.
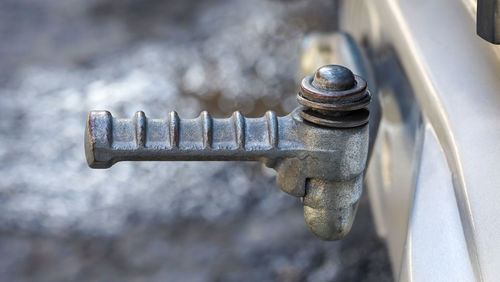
<box><xmin>298</xmin><ymin>66</ymin><xmax>371</xmax><ymax>128</ymax></box>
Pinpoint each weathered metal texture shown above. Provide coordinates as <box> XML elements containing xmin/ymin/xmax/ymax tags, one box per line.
<box><xmin>85</xmin><ymin>65</ymin><xmax>371</xmax><ymax>241</ymax></box>
<box><xmin>298</xmin><ymin>33</ymin><xmax>381</xmax><ymax>161</ymax></box>
<box><xmin>298</xmin><ymin>65</ymin><xmax>371</xmax><ymax>128</ymax></box>
<box><xmin>477</xmin><ymin>0</ymin><xmax>500</xmax><ymax>44</ymax></box>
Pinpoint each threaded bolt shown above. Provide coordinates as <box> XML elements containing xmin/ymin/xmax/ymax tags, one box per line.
<box><xmin>297</xmin><ymin>64</ymin><xmax>371</xmax><ymax>128</ymax></box>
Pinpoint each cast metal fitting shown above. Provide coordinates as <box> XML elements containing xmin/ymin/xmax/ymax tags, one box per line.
<box><xmin>85</xmin><ymin>65</ymin><xmax>371</xmax><ymax>240</ymax></box>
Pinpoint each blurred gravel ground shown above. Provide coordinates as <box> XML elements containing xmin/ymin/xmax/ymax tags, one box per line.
<box><xmin>0</xmin><ymin>0</ymin><xmax>392</xmax><ymax>281</ymax></box>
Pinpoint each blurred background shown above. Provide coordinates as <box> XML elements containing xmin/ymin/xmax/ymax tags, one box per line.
<box><xmin>0</xmin><ymin>0</ymin><xmax>391</xmax><ymax>281</ymax></box>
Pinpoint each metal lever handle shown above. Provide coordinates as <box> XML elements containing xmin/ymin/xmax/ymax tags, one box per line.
<box><xmin>85</xmin><ymin>65</ymin><xmax>371</xmax><ymax>241</ymax></box>
<box><xmin>86</xmin><ymin>110</ymin><xmax>287</xmax><ymax>168</ymax></box>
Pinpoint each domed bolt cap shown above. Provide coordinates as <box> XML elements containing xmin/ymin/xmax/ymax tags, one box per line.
<box><xmin>311</xmin><ymin>65</ymin><xmax>355</xmax><ymax>91</ymax></box>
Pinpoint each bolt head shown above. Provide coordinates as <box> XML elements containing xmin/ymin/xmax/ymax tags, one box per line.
<box><xmin>311</xmin><ymin>65</ymin><xmax>355</xmax><ymax>91</ymax></box>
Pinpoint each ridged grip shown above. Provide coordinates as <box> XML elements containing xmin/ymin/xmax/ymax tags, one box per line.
<box><xmin>86</xmin><ymin>110</ymin><xmax>289</xmax><ymax>168</ymax></box>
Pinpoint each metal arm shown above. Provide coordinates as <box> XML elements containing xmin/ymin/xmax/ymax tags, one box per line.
<box><xmin>85</xmin><ymin>65</ymin><xmax>371</xmax><ymax>241</ymax></box>
<box><xmin>86</xmin><ymin>110</ymin><xmax>295</xmax><ymax>167</ymax></box>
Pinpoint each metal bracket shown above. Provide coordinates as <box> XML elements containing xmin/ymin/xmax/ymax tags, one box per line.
<box><xmin>85</xmin><ymin>65</ymin><xmax>371</xmax><ymax>240</ymax></box>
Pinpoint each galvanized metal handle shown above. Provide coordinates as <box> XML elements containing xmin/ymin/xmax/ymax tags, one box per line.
<box><xmin>86</xmin><ymin>110</ymin><xmax>287</xmax><ymax>168</ymax></box>
<box><xmin>84</xmin><ymin>65</ymin><xmax>371</xmax><ymax>241</ymax></box>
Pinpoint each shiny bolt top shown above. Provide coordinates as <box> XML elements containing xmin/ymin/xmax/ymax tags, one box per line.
<box><xmin>312</xmin><ymin>65</ymin><xmax>356</xmax><ymax>91</ymax></box>
<box><xmin>297</xmin><ymin>64</ymin><xmax>371</xmax><ymax>128</ymax></box>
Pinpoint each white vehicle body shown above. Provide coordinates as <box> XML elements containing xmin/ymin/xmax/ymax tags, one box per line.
<box><xmin>305</xmin><ymin>0</ymin><xmax>500</xmax><ymax>281</ymax></box>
